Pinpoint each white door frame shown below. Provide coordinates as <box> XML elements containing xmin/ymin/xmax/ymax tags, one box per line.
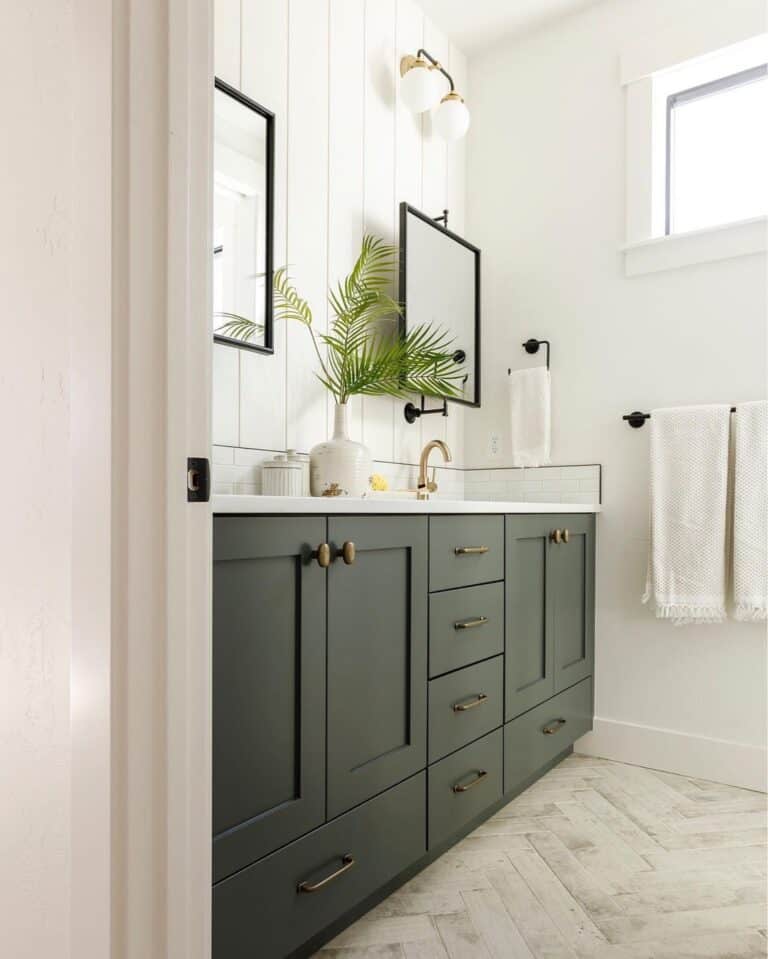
<box><xmin>70</xmin><ymin>1</ymin><xmax>213</xmax><ymax>956</ymax></box>
<box><xmin>166</xmin><ymin>0</ymin><xmax>214</xmax><ymax>956</ymax></box>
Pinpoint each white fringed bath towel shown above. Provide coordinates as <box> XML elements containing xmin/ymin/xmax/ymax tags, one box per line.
<box><xmin>509</xmin><ymin>367</ymin><xmax>551</xmax><ymax>467</ymax></box>
<box><xmin>732</xmin><ymin>401</ymin><xmax>768</xmax><ymax>622</ymax></box>
<box><xmin>643</xmin><ymin>405</ymin><xmax>731</xmax><ymax>625</ymax></box>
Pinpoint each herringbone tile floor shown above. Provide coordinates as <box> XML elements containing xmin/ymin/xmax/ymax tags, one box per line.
<box><xmin>315</xmin><ymin>754</ymin><xmax>768</xmax><ymax>959</ymax></box>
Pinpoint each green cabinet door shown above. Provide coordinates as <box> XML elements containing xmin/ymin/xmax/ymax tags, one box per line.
<box><xmin>213</xmin><ymin>516</ymin><xmax>327</xmax><ymax>883</ymax></box>
<box><xmin>505</xmin><ymin>515</ymin><xmax>556</xmax><ymax>720</ymax></box>
<box><xmin>551</xmin><ymin>514</ymin><xmax>595</xmax><ymax>693</ymax></box>
<box><xmin>327</xmin><ymin>516</ymin><xmax>428</xmax><ymax>819</ymax></box>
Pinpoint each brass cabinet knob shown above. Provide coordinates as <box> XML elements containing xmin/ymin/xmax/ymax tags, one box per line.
<box><xmin>562</xmin><ymin>528</ymin><xmax>570</xmax><ymax>544</ymax></box>
<box><xmin>340</xmin><ymin>541</ymin><xmax>356</xmax><ymax>565</ymax></box>
<box><xmin>315</xmin><ymin>543</ymin><xmax>331</xmax><ymax>568</ymax></box>
<box><xmin>550</xmin><ymin>529</ymin><xmax>562</xmax><ymax>544</ymax></box>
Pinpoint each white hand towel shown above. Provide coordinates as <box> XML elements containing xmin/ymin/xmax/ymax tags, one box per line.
<box><xmin>643</xmin><ymin>404</ymin><xmax>731</xmax><ymax>625</ymax></box>
<box><xmin>732</xmin><ymin>400</ymin><xmax>768</xmax><ymax>622</ymax></box>
<box><xmin>509</xmin><ymin>367</ymin><xmax>551</xmax><ymax>467</ymax></box>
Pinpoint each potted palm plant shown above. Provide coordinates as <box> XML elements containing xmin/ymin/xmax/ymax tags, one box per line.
<box><xmin>218</xmin><ymin>235</ymin><xmax>462</xmax><ymax>496</ymax></box>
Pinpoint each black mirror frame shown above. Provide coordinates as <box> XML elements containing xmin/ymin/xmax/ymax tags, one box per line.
<box><xmin>213</xmin><ymin>77</ymin><xmax>275</xmax><ymax>355</ymax></box>
<box><xmin>398</xmin><ymin>201</ymin><xmax>481</xmax><ymax>409</ymax></box>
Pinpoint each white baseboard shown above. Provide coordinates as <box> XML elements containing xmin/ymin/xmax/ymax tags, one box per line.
<box><xmin>576</xmin><ymin>717</ymin><xmax>767</xmax><ymax>793</ymax></box>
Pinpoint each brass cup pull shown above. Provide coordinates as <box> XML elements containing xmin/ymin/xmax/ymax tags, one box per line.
<box><xmin>452</xmin><ymin>769</ymin><xmax>488</xmax><ymax>793</ymax></box>
<box><xmin>340</xmin><ymin>541</ymin><xmax>356</xmax><ymax>565</ymax></box>
<box><xmin>562</xmin><ymin>529</ymin><xmax>570</xmax><ymax>544</ymax></box>
<box><xmin>542</xmin><ymin>718</ymin><xmax>567</xmax><ymax>735</ymax></box>
<box><xmin>455</xmin><ymin>546</ymin><xmax>489</xmax><ymax>555</ymax></box>
<box><xmin>454</xmin><ymin>616</ymin><xmax>489</xmax><ymax>630</ymax></box>
<box><xmin>550</xmin><ymin>529</ymin><xmax>562</xmax><ymax>544</ymax></box>
<box><xmin>297</xmin><ymin>854</ymin><xmax>355</xmax><ymax>893</ymax></box>
<box><xmin>314</xmin><ymin>543</ymin><xmax>331</xmax><ymax>568</ymax></box>
<box><xmin>452</xmin><ymin>693</ymin><xmax>488</xmax><ymax>712</ymax></box>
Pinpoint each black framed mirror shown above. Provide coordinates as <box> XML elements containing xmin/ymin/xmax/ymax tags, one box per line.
<box><xmin>212</xmin><ymin>77</ymin><xmax>275</xmax><ymax>354</ymax></box>
<box><xmin>399</xmin><ymin>202</ymin><xmax>481</xmax><ymax>407</ymax></box>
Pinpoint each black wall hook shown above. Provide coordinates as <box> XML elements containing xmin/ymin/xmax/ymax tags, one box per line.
<box><xmin>404</xmin><ymin>396</ymin><xmax>448</xmax><ymax>424</ymax></box>
<box><xmin>508</xmin><ymin>338</ymin><xmax>550</xmax><ymax>373</ymax></box>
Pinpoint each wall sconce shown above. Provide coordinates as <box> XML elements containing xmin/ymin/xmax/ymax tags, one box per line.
<box><xmin>400</xmin><ymin>48</ymin><xmax>470</xmax><ymax>141</ymax></box>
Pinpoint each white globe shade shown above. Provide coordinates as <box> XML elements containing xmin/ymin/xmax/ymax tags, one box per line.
<box><xmin>434</xmin><ymin>94</ymin><xmax>470</xmax><ymax>141</ymax></box>
<box><xmin>401</xmin><ymin>63</ymin><xmax>439</xmax><ymax>113</ymax></box>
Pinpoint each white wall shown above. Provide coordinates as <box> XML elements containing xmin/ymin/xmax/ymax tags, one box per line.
<box><xmin>213</xmin><ymin>0</ymin><xmax>468</xmax><ymax>468</ymax></box>
<box><xmin>0</xmin><ymin>5</ymin><xmax>73</xmax><ymax>955</ymax></box>
<box><xmin>466</xmin><ymin>0</ymin><xmax>767</xmax><ymax>788</ymax></box>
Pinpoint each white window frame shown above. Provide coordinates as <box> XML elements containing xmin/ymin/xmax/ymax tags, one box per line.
<box><xmin>621</xmin><ymin>20</ymin><xmax>768</xmax><ymax>276</ymax></box>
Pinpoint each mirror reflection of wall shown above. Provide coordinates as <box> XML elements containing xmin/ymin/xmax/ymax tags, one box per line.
<box><xmin>400</xmin><ymin>203</ymin><xmax>480</xmax><ymax>407</ymax></box>
<box><xmin>213</xmin><ymin>78</ymin><xmax>274</xmax><ymax>354</ymax></box>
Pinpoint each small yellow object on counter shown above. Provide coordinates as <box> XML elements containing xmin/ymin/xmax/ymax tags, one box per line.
<box><xmin>369</xmin><ymin>472</ymin><xmax>389</xmax><ymax>491</ymax></box>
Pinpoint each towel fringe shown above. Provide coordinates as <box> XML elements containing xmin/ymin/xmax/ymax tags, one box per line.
<box><xmin>733</xmin><ymin>603</ymin><xmax>768</xmax><ymax>623</ymax></box>
<box><xmin>650</xmin><ymin>602</ymin><xmax>727</xmax><ymax>625</ymax></box>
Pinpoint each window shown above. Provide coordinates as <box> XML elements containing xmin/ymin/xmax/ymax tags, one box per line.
<box><xmin>666</xmin><ymin>64</ymin><xmax>768</xmax><ymax>235</ymax></box>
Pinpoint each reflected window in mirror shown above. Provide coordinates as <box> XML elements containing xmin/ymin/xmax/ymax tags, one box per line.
<box><xmin>213</xmin><ymin>78</ymin><xmax>274</xmax><ymax>354</ymax></box>
<box><xmin>399</xmin><ymin>203</ymin><xmax>481</xmax><ymax>408</ymax></box>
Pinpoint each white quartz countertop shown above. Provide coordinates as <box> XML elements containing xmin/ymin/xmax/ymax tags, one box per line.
<box><xmin>212</xmin><ymin>495</ymin><xmax>600</xmax><ymax>515</ymax></box>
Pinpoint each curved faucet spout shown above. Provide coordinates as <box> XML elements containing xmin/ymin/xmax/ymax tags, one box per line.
<box><xmin>417</xmin><ymin>440</ymin><xmax>452</xmax><ymax>500</ymax></box>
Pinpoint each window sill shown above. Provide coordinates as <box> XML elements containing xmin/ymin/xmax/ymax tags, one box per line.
<box><xmin>622</xmin><ymin>215</ymin><xmax>767</xmax><ymax>276</ymax></box>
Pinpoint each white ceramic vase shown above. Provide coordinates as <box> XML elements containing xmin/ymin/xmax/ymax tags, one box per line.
<box><xmin>310</xmin><ymin>403</ymin><xmax>372</xmax><ymax>498</ymax></box>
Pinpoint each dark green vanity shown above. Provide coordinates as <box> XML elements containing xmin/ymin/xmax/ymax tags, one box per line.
<box><xmin>212</xmin><ymin>510</ymin><xmax>595</xmax><ymax>958</ymax></box>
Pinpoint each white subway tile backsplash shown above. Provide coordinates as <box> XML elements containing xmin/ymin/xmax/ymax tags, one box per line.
<box><xmin>234</xmin><ymin>448</ymin><xmax>274</xmax><ymax>467</ymax></box>
<box><xmin>212</xmin><ymin>445</ymin><xmax>235</xmax><ymax>465</ymax></box>
<box><xmin>211</xmin><ymin>447</ymin><xmax>600</xmax><ymax>504</ymax></box>
<box><xmin>564</xmin><ymin>492</ymin><xmax>600</xmax><ymax>504</ymax></box>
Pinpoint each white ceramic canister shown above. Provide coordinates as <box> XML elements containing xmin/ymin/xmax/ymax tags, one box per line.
<box><xmin>261</xmin><ymin>454</ymin><xmax>304</xmax><ymax>497</ymax></box>
<box><xmin>286</xmin><ymin>449</ymin><xmax>311</xmax><ymax>497</ymax></box>
<box><xmin>310</xmin><ymin>403</ymin><xmax>372</xmax><ymax>498</ymax></box>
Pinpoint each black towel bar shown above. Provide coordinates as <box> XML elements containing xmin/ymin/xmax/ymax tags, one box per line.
<box><xmin>623</xmin><ymin>407</ymin><xmax>737</xmax><ymax>428</ymax></box>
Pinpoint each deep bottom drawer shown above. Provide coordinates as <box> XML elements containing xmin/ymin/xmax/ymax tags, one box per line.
<box><xmin>504</xmin><ymin>677</ymin><xmax>593</xmax><ymax>794</ymax></box>
<box><xmin>213</xmin><ymin>773</ymin><xmax>426</xmax><ymax>959</ymax></box>
<box><xmin>428</xmin><ymin>729</ymin><xmax>502</xmax><ymax>849</ymax></box>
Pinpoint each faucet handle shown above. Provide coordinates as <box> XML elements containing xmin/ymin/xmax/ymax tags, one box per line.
<box><xmin>428</xmin><ymin>466</ymin><xmax>438</xmax><ymax>493</ymax></box>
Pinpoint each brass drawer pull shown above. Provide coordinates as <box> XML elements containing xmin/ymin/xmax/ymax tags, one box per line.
<box><xmin>454</xmin><ymin>545</ymin><xmax>489</xmax><ymax>555</ymax></box>
<box><xmin>452</xmin><ymin>693</ymin><xmax>488</xmax><ymax>712</ymax></box>
<box><xmin>562</xmin><ymin>529</ymin><xmax>570</xmax><ymax>544</ymax></box>
<box><xmin>550</xmin><ymin>529</ymin><xmax>562</xmax><ymax>544</ymax></box>
<box><xmin>297</xmin><ymin>854</ymin><xmax>355</xmax><ymax>893</ymax></box>
<box><xmin>314</xmin><ymin>543</ymin><xmax>331</xmax><ymax>568</ymax></box>
<box><xmin>454</xmin><ymin>616</ymin><xmax>489</xmax><ymax>630</ymax></box>
<box><xmin>452</xmin><ymin>769</ymin><xmax>488</xmax><ymax>793</ymax></box>
<box><xmin>542</xmin><ymin>718</ymin><xmax>567</xmax><ymax>735</ymax></box>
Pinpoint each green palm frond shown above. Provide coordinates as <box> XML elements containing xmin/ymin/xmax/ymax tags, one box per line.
<box><xmin>273</xmin><ymin>266</ymin><xmax>313</xmax><ymax>326</ymax></box>
<box><xmin>271</xmin><ymin>235</ymin><xmax>462</xmax><ymax>405</ymax></box>
<box><xmin>214</xmin><ymin>312</ymin><xmax>264</xmax><ymax>342</ymax></box>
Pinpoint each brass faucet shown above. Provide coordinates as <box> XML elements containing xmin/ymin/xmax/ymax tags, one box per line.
<box><xmin>417</xmin><ymin>440</ymin><xmax>452</xmax><ymax>500</ymax></box>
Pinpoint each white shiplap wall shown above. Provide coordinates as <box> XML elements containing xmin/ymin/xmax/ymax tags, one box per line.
<box><xmin>213</xmin><ymin>0</ymin><xmax>468</xmax><ymax>466</ymax></box>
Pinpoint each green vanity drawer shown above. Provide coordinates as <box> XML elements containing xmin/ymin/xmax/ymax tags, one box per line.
<box><xmin>429</xmin><ymin>582</ymin><xmax>504</xmax><ymax>678</ymax></box>
<box><xmin>213</xmin><ymin>772</ymin><xmax>426</xmax><ymax>959</ymax></box>
<box><xmin>429</xmin><ymin>516</ymin><xmax>504</xmax><ymax>591</ymax></box>
<box><xmin>428</xmin><ymin>729</ymin><xmax>503</xmax><ymax>849</ymax></box>
<box><xmin>429</xmin><ymin>656</ymin><xmax>503</xmax><ymax>763</ymax></box>
<box><xmin>504</xmin><ymin>677</ymin><xmax>593</xmax><ymax>794</ymax></box>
